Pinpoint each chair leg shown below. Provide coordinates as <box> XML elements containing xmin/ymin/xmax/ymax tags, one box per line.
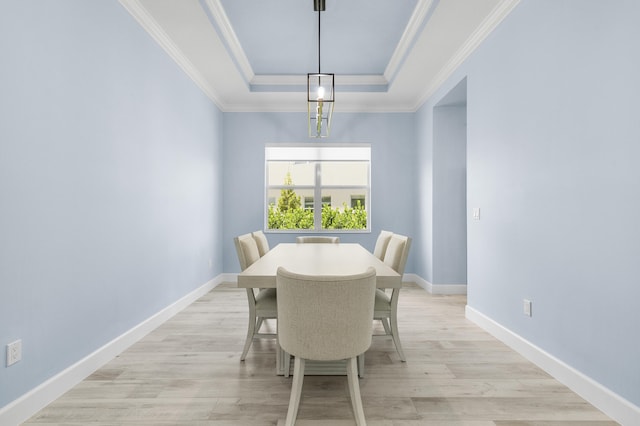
<box><xmin>240</xmin><ymin>307</ymin><xmax>257</xmax><ymax>361</ymax></box>
<box><xmin>284</xmin><ymin>351</ymin><xmax>291</xmax><ymax>378</ymax></box>
<box><xmin>390</xmin><ymin>311</ymin><xmax>406</xmax><ymax>362</ymax></box>
<box><xmin>380</xmin><ymin>318</ymin><xmax>391</xmax><ymax>335</ymax></box>
<box><xmin>285</xmin><ymin>357</ymin><xmax>305</xmax><ymax>426</ymax></box>
<box><xmin>256</xmin><ymin>317</ymin><xmax>265</xmax><ymax>333</ymax></box>
<box><xmin>347</xmin><ymin>357</ymin><xmax>367</xmax><ymax>426</ymax></box>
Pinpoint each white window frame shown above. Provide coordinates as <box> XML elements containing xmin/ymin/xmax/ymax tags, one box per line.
<box><xmin>265</xmin><ymin>144</ymin><xmax>371</xmax><ymax>233</ymax></box>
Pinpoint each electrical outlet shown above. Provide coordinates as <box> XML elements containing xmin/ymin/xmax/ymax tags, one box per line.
<box><xmin>7</xmin><ymin>340</ymin><xmax>22</xmax><ymax>367</ymax></box>
<box><xmin>523</xmin><ymin>299</ymin><xmax>532</xmax><ymax>317</ymax></box>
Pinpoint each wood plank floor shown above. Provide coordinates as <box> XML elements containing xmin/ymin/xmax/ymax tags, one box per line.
<box><xmin>24</xmin><ymin>283</ymin><xmax>618</xmax><ymax>425</ymax></box>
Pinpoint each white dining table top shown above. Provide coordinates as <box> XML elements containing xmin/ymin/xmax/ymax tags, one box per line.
<box><xmin>237</xmin><ymin>243</ymin><xmax>401</xmax><ymax>289</ymax></box>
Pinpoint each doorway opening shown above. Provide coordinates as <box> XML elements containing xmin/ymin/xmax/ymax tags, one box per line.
<box><xmin>433</xmin><ymin>78</ymin><xmax>467</xmax><ymax>286</ymax></box>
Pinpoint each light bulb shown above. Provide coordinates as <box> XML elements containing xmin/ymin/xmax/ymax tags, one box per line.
<box><xmin>316</xmin><ymin>101</ymin><xmax>323</xmax><ymax>136</ymax></box>
<box><xmin>317</xmin><ymin>86</ymin><xmax>325</xmax><ymax>100</ymax></box>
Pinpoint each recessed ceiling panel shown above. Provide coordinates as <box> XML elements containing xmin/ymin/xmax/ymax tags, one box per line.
<box><xmin>219</xmin><ymin>0</ymin><xmax>419</xmax><ymax>76</ymax></box>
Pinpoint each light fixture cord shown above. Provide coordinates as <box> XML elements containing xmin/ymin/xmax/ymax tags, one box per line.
<box><xmin>317</xmin><ymin>7</ymin><xmax>321</xmax><ymax>74</ymax></box>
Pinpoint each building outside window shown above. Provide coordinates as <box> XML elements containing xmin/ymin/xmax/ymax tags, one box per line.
<box><xmin>265</xmin><ymin>145</ymin><xmax>371</xmax><ymax>232</ymax></box>
<box><xmin>350</xmin><ymin>195</ymin><xmax>365</xmax><ymax>208</ymax></box>
<box><xmin>303</xmin><ymin>196</ymin><xmax>314</xmax><ymax>211</ymax></box>
<box><xmin>303</xmin><ymin>196</ymin><xmax>332</xmax><ymax>211</ymax></box>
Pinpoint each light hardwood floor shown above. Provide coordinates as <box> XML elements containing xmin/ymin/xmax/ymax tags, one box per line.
<box><xmin>25</xmin><ymin>283</ymin><xmax>618</xmax><ymax>425</ymax></box>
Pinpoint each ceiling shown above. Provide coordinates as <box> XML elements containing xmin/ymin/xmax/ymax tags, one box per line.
<box><xmin>119</xmin><ymin>0</ymin><xmax>520</xmax><ymax>112</ymax></box>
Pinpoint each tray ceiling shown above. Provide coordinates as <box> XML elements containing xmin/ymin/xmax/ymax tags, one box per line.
<box><xmin>120</xmin><ymin>0</ymin><xmax>520</xmax><ymax>112</ymax></box>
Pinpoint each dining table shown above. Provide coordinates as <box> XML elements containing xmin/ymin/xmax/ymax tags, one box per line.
<box><xmin>237</xmin><ymin>242</ymin><xmax>402</xmax><ymax>376</ymax></box>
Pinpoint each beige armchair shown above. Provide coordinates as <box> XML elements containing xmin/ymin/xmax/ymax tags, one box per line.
<box><xmin>296</xmin><ymin>236</ymin><xmax>340</xmax><ymax>243</ymax></box>
<box><xmin>374</xmin><ymin>233</ymin><xmax>411</xmax><ymax>362</ymax></box>
<box><xmin>277</xmin><ymin>267</ymin><xmax>376</xmax><ymax>426</ymax></box>
<box><xmin>234</xmin><ymin>233</ymin><xmax>277</xmax><ymax>361</ymax></box>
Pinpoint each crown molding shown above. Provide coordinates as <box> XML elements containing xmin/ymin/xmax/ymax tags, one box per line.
<box><xmin>336</xmin><ymin>75</ymin><xmax>389</xmax><ymax>86</ymax></box>
<box><xmin>384</xmin><ymin>0</ymin><xmax>435</xmax><ymax>84</ymax></box>
<box><xmin>118</xmin><ymin>0</ymin><xmax>224</xmax><ymax>108</ymax></box>
<box><xmin>250</xmin><ymin>75</ymin><xmax>306</xmax><ymax>86</ymax></box>
<box><xmin>202</xmin><ymin>0</ymin><xmax>254</xmax><ymax>84</ymax></box>
<box><xmin>412</xmin><ymin>0</ymin><xmax>521</xmax><ymax>110</ymax></box>
<box><xmin>221</xmin><ymin>96</ymin><xmax>417</xmax><ymax>113</ymax></box>
<box><xmin>250</xmin><ymin>74</ymin><xmax>388</xmax><ymax>87</ymax></box>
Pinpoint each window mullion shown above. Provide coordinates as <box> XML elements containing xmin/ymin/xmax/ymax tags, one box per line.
<box><xmin>314</xmin><ymin>162</ymin><xmax>322</xmax><ymax>230</ymax></box>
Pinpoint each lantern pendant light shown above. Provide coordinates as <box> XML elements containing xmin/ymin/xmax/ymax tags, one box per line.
<box><xmin>307</xmin><ymin>0</ymin><xmax>334</xmax><ymax>138</ymax></box>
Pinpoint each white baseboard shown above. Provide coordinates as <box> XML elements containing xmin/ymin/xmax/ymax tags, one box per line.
<box><xmin>0</xmin><ymin>275</ymin><xmax>225</xmax><ymax>426</ymax></box>
<box><xmin>465</xmin><ymin>305</ymin><xmax>640</xmax><ymax>425</ymax></box>
<box><xmin>406</xmin><ymin>274</ymin><xmax>467</xmax><ymax>294</ymax></box>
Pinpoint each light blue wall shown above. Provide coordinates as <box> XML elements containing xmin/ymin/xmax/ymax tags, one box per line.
<box><xmin>417</xmin><ymin>0</ymin><xmax>640</xmax><ymax>407</ymax></box>
<box><xmin>222</xmin><ymin>112</ymin><xmax>415</xmax><ymax>273</ymax></box>
<box><xmin>0</xmin><ymin>0</ymin><xmax>223</xmax><ymax>408</ymax></box>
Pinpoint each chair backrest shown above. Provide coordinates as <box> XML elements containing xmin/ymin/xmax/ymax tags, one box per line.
<box><xmin>296</xmin><ymin>236</ymin><xmax>340</xmax><ymax>244</ymax></box>
<box><xmin>372</xmin><ymin>230</ymin><xmax>393</xmax><ymax>260</ymax></box>
<box><xmin>276</xmin><ymin>267</ymin><xmax>376</xmax><ymax>361</ymax></box>
<box><xmin>252</xmin><ymin>230</ymin><xmax>270</xmax><ymax>257</ymax></box>
<box><xmin>382</xmin><ymin>234</ymin><xmax>412</xmax><ymax>276</ymax></box>
<box><xmin>234</xmin><ymin>233</ymin><xmax>261</xmax><ymax>271</ymax></box>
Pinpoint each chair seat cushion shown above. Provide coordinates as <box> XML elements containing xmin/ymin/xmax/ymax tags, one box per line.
<box><xmin>255</xmin><ymin>288</ymin><xmax>277</xmax><ymax>311</ymax></box>
<box><xmin>374</xmin><ymin>289</ymin><xmax>391</xmax><ymax>311</ymax></box>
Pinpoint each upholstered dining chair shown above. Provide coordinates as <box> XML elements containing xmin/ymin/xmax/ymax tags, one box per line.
<box><xmin>277</xmin><ymin>266</ymin><xmax>376</xmax><ymax>426</ymax></box>
<box><xmin>374</xmin><ymin>234</ymin><xmax>412</xmax><ymax>362</ymax></box>
<box><xmin>250</xmin><ymin>230</ymin><xmax>271</xmax><ymax>332</ymax></box>
<box><xmin>372</xmin><ymin>230</ymin><xmax>393</xmax><ymax>260</ymax></box>
<box><xmin>234</xmin><ymin>233</ymin><xmax>277</xmax><ymax>361</ymax></box>
<box><xmin>296</xmin><ymin>236</ymin><xmax>340</xmax><ymax>243</ymax></box>
<box><xmin>251</xmin><ymin>230</ymin><xmax>270</xmax><ymax>257</ymax></box>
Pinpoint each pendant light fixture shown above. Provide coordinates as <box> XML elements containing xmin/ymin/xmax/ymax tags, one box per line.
<box><xmin>307</xmin><ymin>0</ymin><xmax>334</xmax><ymax>138</ymax></box>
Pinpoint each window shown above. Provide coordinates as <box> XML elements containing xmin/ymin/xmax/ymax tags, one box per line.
<box><xmin>266</xmin><ymin>145</ymin><xmax>370</xmax><ymax>232</ymax></box>
<box><xmin>303</xmin><ymin>196</ymin><xmax>331</xmax><ymax>211</ymax></box>
<box><xmin>303</xmin><ymin>196</ymin><xmax>314</xmax><ymax>211</ymax></box>
<box><xmin>351</xmin><ymin>195</ymin><xmax>365</xmax><ymax>208</ymax></box>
